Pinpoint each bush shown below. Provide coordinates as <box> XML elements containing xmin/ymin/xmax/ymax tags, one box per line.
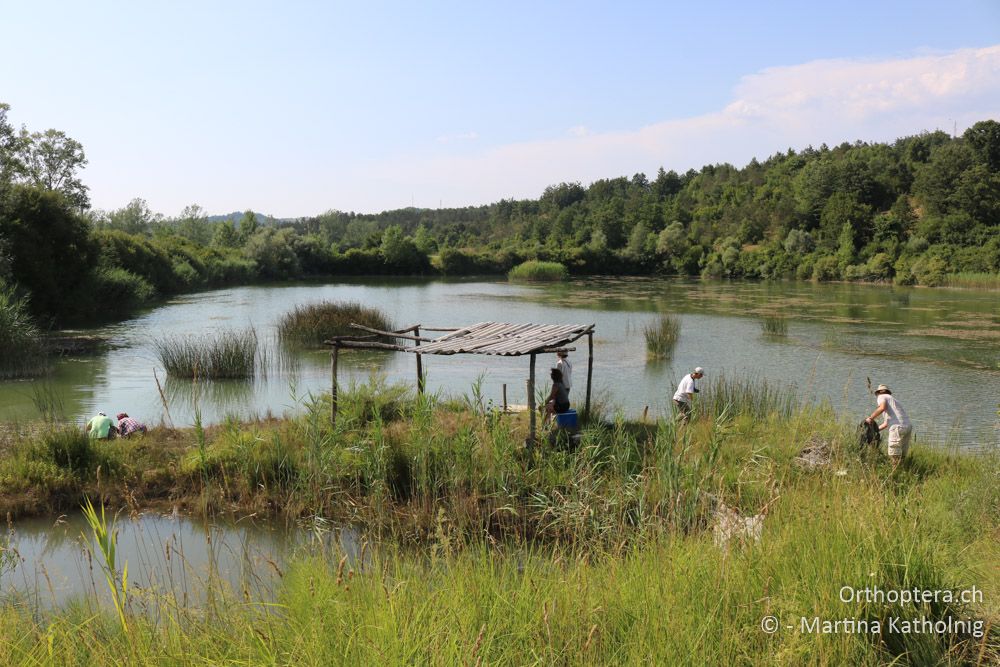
<box><xmin>91</xmin><ymin>266</ymin><xmax>156</xmax><ymax>312</ymax></box>
<box><xmin>811</xmin><ymin>255</ymin><xmax>840</xmax><ymax>282</ymax></box>
<box><xmin>0</xmin><ymin>281</ymin><xmax>47</xmax><ymax>378</ymax></box>
<box><xmin>507</xmin><ymin>260</ymin><xmax>568</xmax><ymax>282</ymax></box>
<box><xmin>912</xmin><ymin>255</ymin><xmax>949</xmax><ymax>287</ymax></box>
<box><xmin>278</xmin><ymin>301</ymin><xmax>394</xmax><ymax>348</ymax></box>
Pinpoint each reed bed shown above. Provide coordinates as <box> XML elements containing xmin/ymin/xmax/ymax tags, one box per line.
<box><xmin>943</xmin><ymin>272</ymin><xmax>1000</xmax><ymax>290</ymax></box>
<box><xmin>760</xmin><ymin>314</ymin><xmax>788</xmax><ymax>336</ymax></box>
<box><xmin>0</xmin><ymin>283</ymin><xmax>48</xmax><ymax>379</ymax></box>
<box><xmin>507</xmin><ymin>260</ymin><xmax>569</xmax><ymax>282</ymax></box>
<box><xmin>277</xmin><ymin>300</ymin><xmax>393</xmax><ymax>348</ymax></box>
<box><xmin>154</xmin><ymin>327</ymin><xmax>265</xmax><ymax>379</ymax></box>
<box><xmin>697</xmin><ymin>372</ymin><xmax>799</xmax><ymax>421</ymax></box>
<box><xmin>643</xmin><ymin>313</ymin><xmax>681</xmax><ymax>359</ymax></box>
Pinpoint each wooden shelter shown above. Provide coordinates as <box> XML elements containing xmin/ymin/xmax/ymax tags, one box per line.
<box><xmin>325</xmin><ymin>321</ymin><xmax>596</xmax><ymax>442</ymax></box>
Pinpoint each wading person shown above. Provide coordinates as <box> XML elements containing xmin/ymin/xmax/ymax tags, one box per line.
<box><xmin>555</xmin><ymin>350</ymin><xmax>573</xmax><ymax>395</ymax></box>
<box><xmin>116</xmin><ymin>412</ymin><xmax>147</xmax><ymax>438</ymax></box>
<box><xmin>86</xmin><ymin>412</ymin><xmax>118</xmax><ymax>440</ymax></box>
<box><xmin>672</xmin><ymin>367</ymin><xmax>704</xmax><ymax>422</ymax></box>
<box><xmin>543</xmin><ymin>367</ymin><xmax>571</xmax><ymax>424</ymax></box>
<box><xmin>866</xmin><ymin>384</ymin><xmax>912</xmax><ymax>468</ymax></box>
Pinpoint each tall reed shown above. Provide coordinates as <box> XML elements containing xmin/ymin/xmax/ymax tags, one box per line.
<box><xmin>643</xmin><ymin>314</ymin><xmax>681</xmax><ymax>359</ymax></box>
<box><xmin>943</xmin><ymin>272</ymin><xmax>1000</xmax><ymax>290</ymax></box>
<box><xmin>760</xmin><ymin>314</ymin><xmax>788</xmax><ymax>337</ymax></box>
<box><xmin>154</xmin><ymin>327</ymin><xmax>265</xmax><ymax>379</ymax></box>
<box><xmin>277</xmin><ymin>301</ymin><xmax>393</xmax><ymax>348</ymax></box>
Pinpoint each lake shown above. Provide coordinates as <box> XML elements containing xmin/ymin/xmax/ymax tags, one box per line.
<box><xmin>1</xmin><ymin>277</ymin><xmax>997</xmax><ymax>449</ymax></box>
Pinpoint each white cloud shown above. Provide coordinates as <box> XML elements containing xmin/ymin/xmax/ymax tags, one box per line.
<box><xmin>358</xmin><ymin>45</ymin><xmax>1000</xmax><ymax>209</ymax></box>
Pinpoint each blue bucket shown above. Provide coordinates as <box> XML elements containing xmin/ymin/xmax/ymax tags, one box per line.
<box><xmin>555</xmin><ymin>409</ymin><xmax>578</xmax><ymax>428</ymax></box>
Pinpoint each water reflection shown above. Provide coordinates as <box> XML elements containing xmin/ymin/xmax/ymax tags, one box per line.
<box><xmin>0</xmin><ymin>278</ymin><xmax>996</xmax><ymax>448</ymax></box>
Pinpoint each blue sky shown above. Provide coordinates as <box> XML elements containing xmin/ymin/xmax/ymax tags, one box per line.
<box><xmin>3</xmin><ymin>1</ymin><xmax>999</xmax><ymax>216</ymax></box>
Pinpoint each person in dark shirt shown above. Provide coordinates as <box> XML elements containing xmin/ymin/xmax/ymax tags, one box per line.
<box><xmin>543</xmin><ymin>368</ymin><xmax>571</xmax><ymax>424</ymax></box>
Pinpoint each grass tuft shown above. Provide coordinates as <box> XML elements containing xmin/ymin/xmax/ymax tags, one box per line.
<box><xmin>644</xmin><ymin>314</ymin><xmax>681</xmax><ymax>359</ymax></box>
<box><xmin>761</xmin><ymin>314</ymin><xmax>788</xmax><ymax>336</ymax></box>
<box><xmin>154</xmin><ymin>327</ymin><xmax>265</xmax><ymax>379</ymax></box>
<box><xmin>0</xmin><ymin>282</ymin><xmax>48</xmax><ymax>379</ymax></box>
<box><xmin>277</xmin><ymin>301</ymin><xmax>393</xmax><ymax>348</ymax></box>
<box><xmin>507</xmin><ymin>260</ymin><xmax>568</xmax><ymax>282</ymax></box>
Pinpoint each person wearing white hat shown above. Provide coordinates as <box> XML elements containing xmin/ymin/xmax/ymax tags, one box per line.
<box><xmin>672</xmin><ymin>367</ymin><xmax>704</xmax><ymax>422</ymax></box>
<box><xmin>865</xmin><ymin>384</ymin><xmax>912</xmax><ymax>467</ymax></box>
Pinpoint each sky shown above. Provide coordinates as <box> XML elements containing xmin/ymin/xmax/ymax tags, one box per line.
<box><xmin>2</xmin><ymin>1</ymin><xmax>1000</xmax><ymax>218</ymax></box>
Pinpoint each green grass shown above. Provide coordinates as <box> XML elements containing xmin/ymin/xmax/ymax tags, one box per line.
<box><xmin>0</xmin><ymin>438</ymin><xmax>996</xmax><ymax>664</ymax></box>
<box><xmin>0</xmin><ymin>282</ymin><xmax>48</xmax><ymax>379</ymax></box>
<box><xmin>643</xmin><ymin>314</ymin><xmax>681</xmax><ymax>359</ymax></box>
<box><xmin>277</xmin><ymin>300</ymin><xmax>394</xmax><ymax>348</ymax></box>
<box><xmin>507</xmin><ymin>260</ymin><xmax>569</xmax><ymax>282</ymax></box>
<box><xmin>943</xmin><ymin>272</ymin><xmax>1000</xmax><ymax>290</ymax></box>
<box><xmin>761</xmin><ymin>314</ymin><xmax>788</xmax><ymax>336</ymax></box>
<box><xmin>154</xmin><ymin>327</ymin><xmax>265</xmax><ymax>379</ymax></box>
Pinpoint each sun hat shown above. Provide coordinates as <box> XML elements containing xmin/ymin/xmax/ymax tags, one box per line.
<box><xmin>117</xmin><ymin>412</ymin><xmax>128</xmax><ymax>420</ymax></box>
<box><xmin>557</xmin><ymin>350</ymin><xmax>569</xmax><ymax>357</ymax></box>
<box><xmin>694</xmin><ymin>367</ymin><xmax>704</xmax><ymax>374</ymax></box>
<box><xmin>875</xmin><ymin>384</ymin><xmax>891</xmax><ymax>394</ymax></box>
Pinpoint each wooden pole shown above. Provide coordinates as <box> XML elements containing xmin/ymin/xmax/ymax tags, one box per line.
<box><xmin>414</xmin><ymin>325</ymin><xmax>424</xmax><ymax>394</ymax></box>
<box><xmin>527</xmin><ymin>353</ymin><xmax>536</xmax><ymax>443</ymax></box>
<box><xmin>330</xmin><ymin>344</ymin><xmax>340</xmax><ymax>425</ymax></box>
<box><xmin>585</xmin><ymin>332</ymin><xmax>594</xmax><ymax>417</ymax></box>
<box><xmin>502</xmin><ymin>383</ymin><xmax>508</xmax><ymax>411</ymax></box>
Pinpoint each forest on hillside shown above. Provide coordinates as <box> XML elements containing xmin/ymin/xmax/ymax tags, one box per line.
<box><xmin>2</xmin><ymin>99</ymin><xmax>999</xmax><ymax>330</ymax></box>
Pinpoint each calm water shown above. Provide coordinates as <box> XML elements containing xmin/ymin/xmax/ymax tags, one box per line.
<box><xmin>0</xmin><ymin>511</ymin><xmax>358</xmax><ymax>607</ymax></box>
<box><xmin>1</xmin><ymin>277</ymin><xmax>997</xmax><ymax>449</ymax></box>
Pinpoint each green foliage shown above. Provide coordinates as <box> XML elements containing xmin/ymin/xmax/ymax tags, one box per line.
<box><xmin>643</xmin><ymin>314</ymin><xmax>681</xmax><ymax>359</ymax></box>
<box><xmin>760</xmin><ymin>315</ymin><xmax>787</xmax><ymax>336</ymax></box>
<box><xmin>277</xmin><ymin>300</ymin><xmax>393</xmax><ymax>348</ymax></box>
<box><xmin>508</xmin><ymin>260</ymin><xmax>568</xmax><ymax>282</ymax></box>
<box><xmin>0</xmin><ymin>280</ymin><xmax>47</xmax><ymax>378</ymax></box>
<box><xmin>154</xmin><ymin>327</ymin><xmax>265</xmax><ymax>379</ymax></box>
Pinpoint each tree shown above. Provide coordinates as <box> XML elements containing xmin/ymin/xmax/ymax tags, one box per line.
<box><xmin>0</xmin><ymin>103</ymin><xmax>25</xmax><ymax>184</ymax></box>
<box><xmin>237</xmin><ymin>210</ymin><xmax>259</xmax><ymax>245</ymax></box>
<box><xmin>107</xmin><ymin>198</ymin><xmax>159</xmax><ymax>235</ymax></box>
<box><xmin>18</xmin><ymin>128</ymin><xmax>89</xmax><ymax>209</ymax></box>
<box><xmin>963</xmin><ymin>120</ymin><xmax>1000</xmax><ymax>171</ymax></box>
<box><xmin>175</xmin><ymin>204</ymin><xmax>212</xmax><ymax>245</ymax></box>
<box><xmin>380</xmin><ymin>225</ymin><xmax>427</xmax><ymax>272</ymax></box>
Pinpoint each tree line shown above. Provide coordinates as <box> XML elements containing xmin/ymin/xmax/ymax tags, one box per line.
<box><xmin>2</xmin><ymin>100</ymin><xmax>998</xmax><ymax>329</ymax></box>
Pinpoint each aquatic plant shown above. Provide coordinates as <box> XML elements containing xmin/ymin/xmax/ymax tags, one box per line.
<box><xmin>277</xmin><ymin>300</ymin><xmax>393</xmax><ymax>348</ymax></box>
<box><xmin>507</xmin><ymin>260</ymin><xmax>568</xmax><ymax>282</ymax></box>
<box><xmin>81</xmin><ymin>497</ymin><xmax>129</xmax><ymax>633</ymax></box>
<box><xmin>697</xmin><ymin>373</ymin><xmax>799</xmax><ymax>421</ymax></box>
<box><xmin>154</xmin><ymin>327</ymin><xmax>265</xmax><ymax>379</ymax></box>
<box><xmin>943</xmin><ymin>272</ymin><xmax>1000</xmax><ymax>290</ymax></box>
<box><xmin>643</xmin><ymin>314</ymin><xmax>681</xmax><ymax>359</ymax></box>
<box><xmin>760</xmin><ymin>314</ymin><xmax>788</xmax><ymax>336</ymax></box>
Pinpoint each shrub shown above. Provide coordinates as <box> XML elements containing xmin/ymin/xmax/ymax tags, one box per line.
<box><xmin>912</xmin><ymin>255</ymin><xmax>949</xmax><ymax>287</ymax></box>
<box><xmin>0</xmin><ymin>282</ymin><xmax>47</xmax><ymax>379</ymax></box>
<box><xmin>278</xmin><ymin>301</ymin><xmax>394</xmax><ymax>348</ymax></box>
<box><xmin>644</xmin><ymin>314</ymin><xmax>681</xmax><ymax>359</ymax></box>
<box><xmin>811</xmin><ymin>255</ymin><xmax>840</xmax><ymax>282</ymax></box>
<box><xmin>507</xmin><ymin>260</ymin><xmax>568</xmax><ymax>282</ymax></box>
<box><xmin>91</xmin><ymin>266</ymin><xmax>156</xmax><ymax>312</ymax></box>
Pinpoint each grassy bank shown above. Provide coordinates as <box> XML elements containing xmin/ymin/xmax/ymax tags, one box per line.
<box><xmin>0</xmin><ymin>378</ymin><xmax>996</xmax><ymax>664</ymax></box>
<box><xmin>944</xmin><ymin>272</ymin><xmax>1000</xmax><ymax>290</ymax></box>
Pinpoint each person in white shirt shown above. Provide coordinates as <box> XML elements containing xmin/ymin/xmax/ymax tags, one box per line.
<box><xmin>672</xmin><ymin>367</ymin><xmax>704</xmax><ymax>422</ymax></box>
<box><xmin>555</xmin><ymin>351</ymin><xmax>572</xmax><ymax>394</ymax></box>
<box><xmin>865</xmin><ymin>384</ymin><xmax>912</xmax><ymax>467</ymax></box>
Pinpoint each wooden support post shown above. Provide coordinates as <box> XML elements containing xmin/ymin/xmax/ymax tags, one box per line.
<box><xmin>527</xmin><ymin>353</ymin><xmax>536</xmax><ymax>443</ymax></box>
<box><xmin>502</xmin><ymin>383</ymin><xmax>508</xmax><ymax>411</ymax></box>
<box><xmin>414</xmin><ymin>325</ymin><xmax>424</xmax><ymax>394</ymax></box>
<box><xmin>585</xmin><ymin>332</ymin><xmax>594</xmax><ymax>417</ymax></box>
<box><xmin>330</xmin><ymin>344</ymin><xmax>340</xmax><ymax>425</ymax></box>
